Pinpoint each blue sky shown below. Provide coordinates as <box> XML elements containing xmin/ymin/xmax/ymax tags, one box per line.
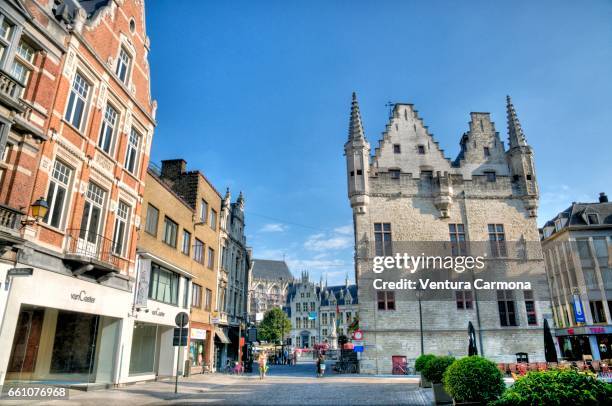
<box><xmin>145</xmin><ymin>1</ymin><xmax>612</xmax><ymax>285</ymax></box>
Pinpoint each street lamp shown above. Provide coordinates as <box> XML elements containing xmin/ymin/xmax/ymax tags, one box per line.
<box><xmin>22</xmin><ymin>197</ymin><xmax>48</xmax><ymax>226</ymax></box>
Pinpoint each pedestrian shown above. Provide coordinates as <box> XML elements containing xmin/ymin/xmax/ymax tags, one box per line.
<box><xmin>258</xmin><ymin>351</ymin><xmax>268</xmax><ymax>380</ymax></box>
<box><xmin>284</xmin><ymin>349</ymin><xmax>289</xmax><ymax>365</ymax></box>
<box><xmin>316</xmin><ymin>353</ymin><xmax>326</xmax><ymax>377</ymax></box>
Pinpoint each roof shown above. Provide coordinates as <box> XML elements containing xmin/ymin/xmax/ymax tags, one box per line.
<box><xmin>252</xmin><ymin>259</ymin><xmax>293</xmax><ymax>281</ymax></box>
<box><xmin>321</xmin><ymin>285</ymin><xmax>358</xmax><ymax>306</ymax></box>
<box><xmin>541</xmin><ymin>197</ymin><xmax>612</xmax><ymax>240</ymax></box>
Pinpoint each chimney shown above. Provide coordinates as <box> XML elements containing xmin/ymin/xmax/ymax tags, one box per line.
<box><xmin>160</xmin><ymin>159</ymin><xmax>186</xmax><ymax>180</ymax></box>
<box><xmin>599</xmin><ymin>192</ymin><xmax>608</xmax><ymax>203</ymax></box>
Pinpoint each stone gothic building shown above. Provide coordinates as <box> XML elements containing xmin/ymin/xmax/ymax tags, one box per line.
<box><xmin>345</xmin><ymin>93</ymin><xmax>552</xmax><ymax>373</ymax></box>
<box><xmin>249</xmin><ymin>259</ymin><xmax>293</xmax><ymax>323</ymax></box>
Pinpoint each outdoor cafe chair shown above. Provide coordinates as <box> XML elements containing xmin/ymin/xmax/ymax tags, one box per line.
<box><xmin>536</xmin><ymin>362</ymin><xmax>547</xmax><ymax>371</ymax></box>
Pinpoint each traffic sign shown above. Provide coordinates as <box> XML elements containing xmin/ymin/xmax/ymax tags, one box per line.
<box><xmin>354</xmin><ymin>346</ymin><xmax>364</xmax><ymax>353</ymax></box>
<box><xmin>352</xmin><ymin>329</ymin><xmax>363</xmax><ymax>340</ymax></box>
<box><xmin>173</xmin><ymin>327</ymin><xmax>188</xmax><ymax>346</ymax></box>
<box><xmin>175</xmin><ymin>312</ymin><xmax>189</xmax><ymax>327</ymax></box>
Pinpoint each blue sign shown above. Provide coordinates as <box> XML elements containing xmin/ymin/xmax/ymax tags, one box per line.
<box><xmin>573</xmin><ymin>294</ymin><xmax>586</xmax><ymax>323</ymax></box>
<box><xmin>354</xmin><ymin>346</ymin><xmax>364</xmax><ymax>352</ymax></box>
<box><xmin>308</xmin><ymin>312</ymin><xmax>317</xmax><ymax>320</ymax></box>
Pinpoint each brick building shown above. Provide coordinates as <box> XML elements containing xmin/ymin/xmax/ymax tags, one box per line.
<box><xmin>345</xmin><ymin>93</ymin><xmax>552</xmax><ymax>373</ymax></box>
<box><xmin>154</xmin><ymin>159</ymin><xmax>223</xmax><ymax>372</ymax></box>
<box><xmin>0</xmin><ymin>0</ymin><xmax>156</xmax><ymax>387</ymax></box>
<box><xmin>540</xmin><ymin>192</ymin><xmax>612</xmax><ymax>361</ymax></box>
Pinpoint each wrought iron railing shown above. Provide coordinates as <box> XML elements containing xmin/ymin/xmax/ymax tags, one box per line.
<box><xmin>64</xmin><ymin>228</ymin><xmax>121</xmax><ymax>269</ymax></box>
<box><xmin>0</xmin><ymin>204</ymin><xmax>23</xmax><ymax>231</ymax></box>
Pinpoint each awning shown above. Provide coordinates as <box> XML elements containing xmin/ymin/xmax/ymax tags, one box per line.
<box><xmin>215</xmin><ymin>328</ymin><xmax>231</xmax><ymax>344</ymax></box>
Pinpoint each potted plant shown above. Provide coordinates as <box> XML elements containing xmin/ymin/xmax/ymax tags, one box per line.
<box><xmin>443</xmin><ymin>356</ymin><xmax>505</xmax><ymax>405</ymax></box>
<box><xmin>493</xmin><ymin>369</ymin><xmax>612</xmax><ymax>405</ymax></box>
<box><xmin>415</xmin><ymin>354</ymin><xmax>436</xmax><ymax>388</ymax></box>
<box><xmin>422</xmin><ymin>356</ymin><xmax>455</xmax><ymax>404</ymax></box>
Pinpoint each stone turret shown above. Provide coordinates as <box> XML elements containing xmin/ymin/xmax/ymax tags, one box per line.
<box><xmin>344</xmin><ymin>92</ymin><xmax>371</xmax><ymax>215</ymax></box>
<box><xmin>505</xmin><ymin>96</ymin><xmax>538</xmax><ymax>216</ymax></box>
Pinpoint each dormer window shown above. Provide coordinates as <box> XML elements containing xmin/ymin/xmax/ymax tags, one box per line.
<box><xmin>485</xmin><ymin>171</ymin><xmax>496</xmax><ymax>182</ymax></box>
<box><xmin>116</xmin><ymin>48</ymin><xmax>132</xmax><ymax>83</ymax></box>
<box><xmin>587</xmin><ymin>213</ymin><xmax>599</xmax><ymax>225</ymax></box>
<box><xmin>483</xmin><ymin>146</ymin><xmax>490</xmax><ymax>158</ymax></box>
<box><xmin>554</xmin><ymin>219</ymin><xmax>562</xmax><ymax>232</ymax></box>
<box><xmin>417</xmin><ymin>145</ymin><xmax>425</xmax><ymax>154</ymax></box>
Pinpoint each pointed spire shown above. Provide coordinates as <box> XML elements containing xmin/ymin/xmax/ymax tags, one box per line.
<box><xmin>236</xmin><ymin>191</ymin><xmax>244</xmax><ymax>210</ymax></box>
<box><xmin>506</xmin><ymin>95</ymin><xmax>527</xmax><ymax>148</ymax></box>
<box><xmin>348</xmin><ymin>92</ymin><xmax>366</xmax><ymax>141</ymax></box>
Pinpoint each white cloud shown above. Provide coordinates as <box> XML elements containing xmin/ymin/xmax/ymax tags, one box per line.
<box><xmin>333</xmin><ymin>224</ymin><xmax>353</xmax><ymax>235</ymax></box>
<box><xmin>260</xmin><ymin>223</ymin><xmax>288</xmax><ymax>233</ymax></box>
<box><xmin>304</xmin><ymin>232</ymin><xmax>352</xmax><ymax>252</ymax></box>
<box><xmin>539</xmin><ymin>184</ymin><xmax>591</xmax><ymax>226</ymax></box>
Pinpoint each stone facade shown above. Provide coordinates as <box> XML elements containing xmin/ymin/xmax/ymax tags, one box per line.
<box><xmin>249</xmin><ymin>258</ymin><xmax>293</xmax><ymax>323</ymax></box>
<box><xmin>345</xmin><ymin>93</ymin><xmax>552</xmax><ymax>373</ymax></box>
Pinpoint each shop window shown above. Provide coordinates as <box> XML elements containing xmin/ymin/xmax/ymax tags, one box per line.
<box><xmin>129</xmin><ymin>322</ymin><xmax>158</xmax><ymax>375</ymax></box>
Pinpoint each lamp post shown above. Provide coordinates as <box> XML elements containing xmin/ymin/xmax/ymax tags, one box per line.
<box><xmin>21</xmin><ymin>197</ymin><xmax>48</xmax><ymax>226</ymax></box>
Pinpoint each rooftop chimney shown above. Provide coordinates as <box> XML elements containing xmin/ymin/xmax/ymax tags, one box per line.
<box><xmin>160</xmin><ymin>159</ymin><xmax>186</xmax><ymax>180</ymax></box>
<box><xmin>599</xmin><ymin>192</ymin><xmax>608</xmax><ymax>203</ymax></box>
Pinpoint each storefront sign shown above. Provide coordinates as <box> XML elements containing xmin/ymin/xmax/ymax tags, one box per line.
<box><xmin>191</xmin><ymin>328</ymin><xmax>207</xmax><ymax>340</ymax></box>
<box><xmin>151</xmin><ymin>308</ymin><xmax>166</xmax><ymax>317</ymax></box>
<box><xmin>135</xmin><ymin>258</ymin><xmax>151</xmax><ymax>308</ymax></box>
<box><xmin>572</xmin><ymin>294</ymin><xmax>586</xmax><ymax>323</ymax></box>
<box><xmin>70</xmin><ymin>290</ymin><xmax>95</xmax><ymax>303</ymax></box>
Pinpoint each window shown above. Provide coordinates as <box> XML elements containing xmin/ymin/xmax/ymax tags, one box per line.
<box><xmin>181</xmin><ymin>230</ymin><xmax>191</xmax><ymax>255</ymax></box>
<box><xmin>322</xmin><ymin>328</ymin><xmax>328</xmax><ymax>336</ymax></box>
<box><xmin>485</xmin><ymin>171</ymin><xmax>496</xmax><ymax>182</ymax></box>
<box><xmin>393</xmin><ymin>144</ymin><xmax>401</xmax><ymax>153</ymax></box>
<box><xmin>125</xmin><ymin>128</ymin><xmax>141</xmax><ymax>175</ymax></box>
<box><xmin>300</xmin><ymin>293</ymin><xmax>304</xmax><ymax>298</ymax></box>
<box><xmin>524</xmin><ymin>290</ymin><xmax>537</xmax><ymax>325</ymax></box>
<box><xmin>182</xmin><ymin>277</ymin><xmax>189</xmax><ymax>308</ymax></box>
<box><xmin>204</xmin><ymin>288</ymin><xmax>212</xmax><ymax>311</ymax></box>
<box><xmin>488</xmin><ymin>224</ymin><xmax>507</xmax><ymax>257</ymax></box>
<box><xmin>417</xmin><ymin>145</ymin><xmax>425</xmax><ymax>154</ymax></box>
<box><xmin>587</xmin><ymin>213</ymin><xmax>599</xmax><ymax>225</ymax></box>
<box><xmin>590</xmin><ymin>301</ymin><xmax>607</xmax><ymax>323</ymax></box>
<box><xmin>483</xmin><ymin>146</ymin><xmax>490</xmax><ymax>158</ymax></box>
<box><xmin>0</xmin><ymin>16</ymin><xmax>14</xmax><ymax>62</ymax></box>
<box><xmin>377</xmin><ymin>291</ymin><xmax>395</xmax><ymax>310</ymax></box>
<box><xmin>296</xmin><ymin>303</ymin><xmax>301</xmax><ymax>312</ymax></box>
<box><xmin>210</xmin><ymin>209</ymin><xmax>217</xmax><ymax>230</ymax></box>
<box><xmin>144</xmin><ymin>204</ymin><xmax>159</xmax><ymax>236</ymax></box>
<box><xmin>115</xmin><ymin>48</ymin><xmax>132</xmax><ymax>83</ymax></box>
<box><xmin>112</xmin><ymin>201</ymin><xmax>130</xmax><ymax>256</ymax></box>
<box><xmin>207</xmin><ymin>247</ymin><xmax>215</xmax><ymax>269</ymax></box>
<box><xmin>321</xmin><ymin>312</ymin><xmax>327</xmax><ymax>324</ymax></box>
<box><xmin>43</xmin><ymin>160</ymin><xmax>72</xmax><ymax>228</ymax></box>
<box><xmin>162</xmin><ymin>216</ymin><xmax>178</xmax><ymax>247</ymax></box>
<box><xmin>374</xmin><ymin>223</ymin><xmax>392</xmax><ymax>256</ymax></box>
<box><xmin>421</xmin><ymin>170</ymin><xmax>433</xmax><ymax>181</ymax></box>
<box><xmin>191</xmin><ymin>284</ymin><xmax>202</xmax><ymax>308</ymax></box>
<box><xmin>456</xmin><ymin>290</ymin><xmax>473</xmax><ymax>309</ymax></box>
<box><xmin>98</xmin><ymin>104</ymin><xmax>118</xmax><ymax>154</ymax></box>
<box><xmin>79</xmin><ymin>182</ymin><xmax>106</xmax><ymax>243</ymax></box>
<box><xmin>310</xmin><ymin>319</ymin><xmax>315</xmax><ymax>329</ymax></box>
<box><xmin>497</xmin><ymin>290</ymin><xmax>517</xmax><ymax>326</ymax></box>
<box><xmin>65</xmin><ymin>72</ymin><xmax>90</xmax><ymax>130</ymax></box>
<box><xmin>149</xmin><ymin>263</ymin><xmax>179</xmax><ymax>305</ymax></box>
<box><xmin>193</xmin><ymin>238</ymin><xmax>204</xmax><ymax>263</ymax></box>
<box><xmin>296</xmin><ymin>318</ymin><xmax>301</xmax><ymax>329</ymax></box>
<box><xmin>449</xmin><ymin>224</ymin><xmax>467</xmax><ymax>255</ymax></box>
<box><xmin>390</xmin><ymin>169</ymin><xmax>400</xmax><ymax>179</ymax></box>
<box><xmin>11</xmin><ymin>41</ymin><xmax>35</xmax><ymax>90</ymax></box>
<box><xmin>310</xmin><ymin>302</ymin><xmax>315</xmax><ymax>311</ymax></box>
<box><xmin>200</xmin><ymin>199</ymin><xmax>208</xmax><ymax>223</ymax></box>
<box><xmin>346</xmin><ymin>312</ymin><xmax>351</xmax><ymax>322</ymax></box>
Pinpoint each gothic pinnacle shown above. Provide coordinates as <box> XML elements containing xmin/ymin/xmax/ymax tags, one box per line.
<box><xmin>506</xmin><ymin>95</ymin><xmax>527</xmax><ymax>148</ymax></box>
<box><xmin>348</xmin><ymin>92</ymin><xmax>366</xmax><ymax>141</ymax></box>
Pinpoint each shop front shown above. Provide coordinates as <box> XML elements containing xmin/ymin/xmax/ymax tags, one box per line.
<box><xmin>556</xmin><ymin>325</ymin><xmax>612</xmax><ymax>361</ymax></box>
<box><xmin>188</xmin><ymin>322</ymin><xmax>213</xmax><ymax>374</ymax></box>
<box><xmin>0</xmin><ymin>265</ymin><xmax>132</xmax><ymax>387</ymax></box>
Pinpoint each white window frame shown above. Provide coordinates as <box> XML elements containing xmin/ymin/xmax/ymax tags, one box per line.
<box><xmin>65</xmin><ymin>71</ymin><xmax>91</xmax><ymax>132</ymax></box>
<box><xmin>43</xmin><ymin>160</ymin><xmax>73</xmax><ymax>229</ymax></box>
<box><xmin>115</xmin><ymin>47</ymin><xmax>132</xmax><ymax>84</ymax></box>
<box><xmin>125</xmin><ymin>127</ymin><xmax>141</xmax><ymax>175</ymax></box>
<box><xmin>112</xmin><ymin>200</ymin><xmax>130</xmax><ymax>256</ymax></box>
<box><xmin>98</xmin><ymin>103</ymin><xmax>119</xmax><ymax>156</ymax></box>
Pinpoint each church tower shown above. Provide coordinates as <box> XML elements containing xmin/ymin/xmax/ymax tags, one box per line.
<box><xmin>505</xmin><ymin>96</ymin><xmax>539</xmax><ymax>216</ymax></box>
<box><xmin>344</xmin><ymin>92</ymin><xmax>371</xmax><ymax>215</ymax></box>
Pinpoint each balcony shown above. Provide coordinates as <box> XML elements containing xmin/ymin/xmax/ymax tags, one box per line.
<box><xmin>64</xmin><ymin>229</ymin><xmax>122</xmax><ymax>281</ymax></box>
<box><xmin>0</xmin><ymin>204</ymin><xmax>25</xmax><ymax>253</ymax></box>
<box><xmin>0</xmin><ymin>70</ymin><xmax>26</xmax><ymax>112</ymax></box>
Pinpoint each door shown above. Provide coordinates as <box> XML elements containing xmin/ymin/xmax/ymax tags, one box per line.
<box><xmin>391</xmin><ymin>355</ymin><xmax>407</xmax><ymax>375</ymax></box>
<box><xmin>7</xmin><ymin>308</ymin><xmax>44</xmax><ymax>380</ymax></box>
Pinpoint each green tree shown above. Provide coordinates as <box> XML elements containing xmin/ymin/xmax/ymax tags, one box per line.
<box><xmin>258</xmin><ymin>308</ymin><xmax>291</xmax><ymax>344</ymax></box>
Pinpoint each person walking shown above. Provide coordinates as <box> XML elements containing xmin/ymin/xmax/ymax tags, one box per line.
<box><xmin>316</xmin><ymin>353</ymin><xmax>326</xmax><ymax>377</ymax></box>
<box><xmin>258</xmin><ymin>351</ymin><xmax>268</xmax><ymax>380</ymax></box>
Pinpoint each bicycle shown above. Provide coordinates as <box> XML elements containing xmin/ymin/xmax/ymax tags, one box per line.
<box><xmin>391</xmin><ymin>364</ymin><xmax>414</xmax><ymax>375</ymax></box>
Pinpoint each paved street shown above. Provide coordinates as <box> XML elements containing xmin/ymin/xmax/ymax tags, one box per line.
<box><xmin>3</xmin><ymin>362</ymin><xmax>432</xmax><ymax>406</ymax></box>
